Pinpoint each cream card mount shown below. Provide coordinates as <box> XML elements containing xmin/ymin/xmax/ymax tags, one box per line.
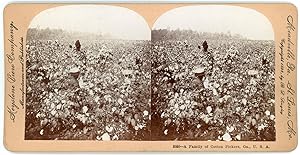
<box><xmin>3</xmin><ymin>3</ymin><xmax>298</xmax><ymax>152</ymax></box>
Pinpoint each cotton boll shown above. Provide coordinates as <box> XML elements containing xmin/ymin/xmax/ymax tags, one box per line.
<box><xmin>206</xmin><ymin>106</ymin><xmax>212</xmax><ymax>114</ymax></box>
<box><xmin>226</xmin><ymin>126</ymin><xmax>234</xmax><ymax>133</ymax></box>
<box><xmin>112</xmin><ymin>135</ymin><xmax>119</xmax><ymax>140</ymax></box>
<box><xmin>40</xmin><ymin>129</ymin><xmax>44</xmax><ymax>135</ymax></box>
<box><xmin>242</xmin><ymin>98</ymin><xmax>247</xmax><ymax>105</ymax></box>
<box><xmin>235</xmin><ymin>134</ymin><xmax>241</xmax><ymax>140</ymax></box>
<box><xmin>112</xmin><ymin>107</ymin><xmax>117</xmax><ymax>113</ymax></box>
<box><xmin>197</xmin><ymin>124</ymin><xmax>201</xmax><ymax>128</ymax></box>
<box><xmin>270</xmin><ymin>115</ymin><xmax>275</xmax><ymax>120</ymax></box>
<box><xmin>101</xmin><ymin>133</ymin><xmax>111</xmax><ymax>141</ymax></box>
<box><xmin>222</xmin><ymin>133</ymin><xmax>232</xmax><ymax>141</ymax></box>
<box><xmin>203</xmin><ymin>79</ymin><xmax>209</xmax><ymax>89</ymax></box>
<box><xmin>175</xmin><ymin>110</ymin><xmax>180</xmax><ymax>115</ymax></box>
<box><xmin>180</xmin><ymin>105</ymin><xmax>186</xmax><ymax>110</ymax></box>
<box><xmin>117</xmin><ymin>98</ymin><xmax>123</xmax><ymax>105</ymax></box>
<box><xmin>143</xmin><ymin>110</ymin><xmax>149</xmax><ymax>116</ymax></box>
<box><xmin>265</xmin><ymin>110</ymin><xmax>270</xmax><ymax>116</ymax></box>
<box><xmin>56</xmin><ymin>104</ymin><xmax>62</xmax><ymax>110</ymax></box>
<box><xmin>164</xmin><ymin>129</ymin><xmax>168</xmax><ymax>135</ymax></box>
<box><xmin>174</xmin><ymin>103</ymin><xmax>179</xmax><ymax>109</ymax></box>
<box><xmin>82</xmin><ymin>106</ymin><xmax>88</xmax><ymax>113</ymax></box>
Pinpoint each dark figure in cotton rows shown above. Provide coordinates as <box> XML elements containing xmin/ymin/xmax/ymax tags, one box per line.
<box><xmin>75</xmin><ymin>40</ymin><xmax>81</xmax><ymax>51</ymax></box>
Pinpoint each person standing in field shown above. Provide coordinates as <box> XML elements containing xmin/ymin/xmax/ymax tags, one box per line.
<box><xmin>202</xmin><ymin>40</ymin><xmax>214</xmax><ymax>76</ymax></box>
<box><xmin>75</xmin><ymin>40</ymin><xmax>81</xmax><ymax>51</ymax></box>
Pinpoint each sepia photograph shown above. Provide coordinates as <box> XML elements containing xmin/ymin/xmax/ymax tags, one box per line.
<box><xmin>151</xmin><ymin>5</ymin><xmax>275</xmax><ymax>141</ymax></box>
<box><xmin>25</xmin><ymin>5</ymin><xmax>151</xmax><ymax>140</ymax></box>
<box><xmin>25</xmin><ymin>4</ymin><xmax>276</xmax><ymax>142</ymax></box>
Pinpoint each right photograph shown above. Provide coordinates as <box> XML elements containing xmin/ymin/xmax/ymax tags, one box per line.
<box><xmin>151</xmin><ymin>5</ymin><xmax>275</xmax><ymax>141</ymax></box>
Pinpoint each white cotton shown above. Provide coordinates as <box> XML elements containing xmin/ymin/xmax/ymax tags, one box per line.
<box><xmin>227</xmin><ymin>126</ymin><xmax>234</xmax><ymax>133</ymax></box>
<box><xmin>70</xmin><ymin>67</ymin><xmax>80</xmax><ymax>73</ymax></box>
<box><xmin>94</xmin><ymin>96</ymin><xmax>100</xmax><ymax>102</ymax></box>
<box><xmin>104</xmin><ymin>95</ymin><xmax>111</xmax><ymax>101</ymax></box>
<box><xmin>82</xmin><ymin>106</ymin><xmax>88</xmax><ymax>113</ymax></box>
<box><xmin>36</xmin><ymin>113</ymin><xmax>41</xmax><ymax>118</ymax></box>
<box><xmin>175</xmin><ymin>110</ymin><xmax>180</xmax><ymax>115</ymax></box>
<box><xmin>265</xmin><ymin>110</ymin><xmax>271</xmax><ymax>116</ymax></box>
<box><xmin>206</xmin><ymin>106</ymin><xmax>212</xmax><ymax>114</ymax></box>
<box><xmin>174</xmin><ymin>103</ymin><xmax>179</xmax><ymax>109</ymax></box>
<box><xmin>248</xmin><ymin>69</ymin><xmax>258</xmax><ymax>75</ymax></box>
<box><xmin>164</xmin><ymin>129</ymin><xmax>168</xmax><ymax>135</ymax></box>
<box><xmin>105</xmin><ymin>126</ymin><xmax>113</xmax><ymax>133</ymax></box>
<box><xmin>203</xmin><ymin>78</ymin><xmax>210</xmax><ymax>89</ymax></box>
<box><xmin>134</xmin><ymin>126</ymin><xmax>139</xmax><ymax>131</ymax></box>
<box><xmin>143</xmin><ymin>110</ymin><xmax>149</xmax><ymax>116</ymax></box>
<box><xmin>112</xmin><ymin>135</ymin><xmax>119</xmax><ymax>140</ymax></box>
<box><xmin>161</xmin><ymin>112</ymin><xmax>165</xmax><ymax>118</ymax></box>
<box><xmin>112</xmin><ymin>107</ymin><xmax>117</xmax><ymax>112</ymax></box>
<box><xmin>50</xmin><ymin>110</ymin><xmax>57</xmax><ymax>116</ymax></box>
<box><xmin>101</xmin><ymin>133</ymin><xmax>111</xmax><ymax>141</ymax></box>
<box><xmin>270</xmin><ymin>115</ymin><xmax>275</xmax><ymax>120</ymax></box>
<box><xmin>174</xmin><ymin>93</ymin><xmax>179</xmax><ymax>99</ymax></box>
<box><xmin>180</xmin><ymin>89</ymin><xmax>184</xmax><ymax>94</ymax></box>
<box><xmin>117</xmin><ymin>98</ymin><xmax>123</xmax><ymax>105</ymax></box>
<box><xmin>40</xmin><ymin>129</ymin><xmax>44</xmax><ymax>135</ymax></box>
<box><xmin>242</xmin><ymin>98</ymin><xmax>247</xmax><ymax>105</ymax></box>
<box><xmin>212</xmin><ymin>88</ymin><xmax>218</xmax><ymax>96</ymax></box>
<box><xmin>197</xmin><ymin>124</ymin><xmax>201</xmax><ymax>128</ymax></box>
<box><xmin>89</xmin><ymin>90</ymin><xmax>94</xmax><ymax>96</ymax></box>
<box><xmin>235</xmin><ymin>134</ymin><xmax>241</xmax><ymax>140</ymax></box>
<box><xmin>50</xmin><ymin>103</ymin><xmax>55</xmax><ymax>109</ymax></box>
<box><xmin>180</xmin><ymin>105</ymin><xmax>186</xmax><ymax>110</ymax></box>
<box><xmin>222</xmin><ymin>133</ymin><xmax>232</xmax><ymax>141</ymax></box>
<box><xmin>56</xmin><ymin>104</ymin><xmax>62</xmax><ymax>110</ymax></box>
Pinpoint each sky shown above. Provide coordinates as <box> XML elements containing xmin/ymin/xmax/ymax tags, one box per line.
<box><xmin>29</xmin><ymin>5</ymin><xmax>151</xmax><ymax>40</ymax></box>
<box><xmin>153</xmin><ymin>5</ymin><xmax>274</xmax><ymax>40</ymax></box>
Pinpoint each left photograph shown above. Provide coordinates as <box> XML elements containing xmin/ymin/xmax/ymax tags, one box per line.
<box><xmin>25</xmin><ymin>5</ymin><xmax>151</xmax><ymax>140</ymax></box>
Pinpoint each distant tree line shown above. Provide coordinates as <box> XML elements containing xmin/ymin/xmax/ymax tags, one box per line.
<box><xmin>27</xmin><ymin>28</ymin><xmax>248</xmax><ymax>42</ymax></box>
<box><xmin>26</xmin><ymin>28</ymin><xmax>114</xmax><ymax>41</ymax></box>
<box><xmin>152</xmin><ymin>29</ymin><xmax>247</xmax><ymax>41</ymax></box>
